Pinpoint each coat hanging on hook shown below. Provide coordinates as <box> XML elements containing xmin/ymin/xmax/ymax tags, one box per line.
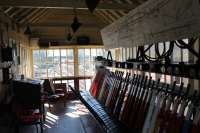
<box><xmin>85</xmin><ymin>0</ymin><xmax>100</xmax><ymax>13</ymax></box>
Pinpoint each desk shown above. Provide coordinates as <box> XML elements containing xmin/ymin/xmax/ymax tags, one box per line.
<box><xmin>51</xmin><ymin>76</ymin><xmax>93</xmax><ymax>91</ymax></box>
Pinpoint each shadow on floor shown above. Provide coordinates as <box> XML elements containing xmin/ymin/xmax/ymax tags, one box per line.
<box><xmin>0</xmin><ymin>100</ymin><xmax>105</xmax><ymax>133</ymax></box>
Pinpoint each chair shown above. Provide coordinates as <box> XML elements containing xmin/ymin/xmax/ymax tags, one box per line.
<box><xmin>12</xmin><ymin>80</ymin><xmax>44</xmax><ymax>133</ymax></box>
<box><xmin>43</xmin><ymin>79</ymin><xmax>67</xmax><ymax>110</ymax></box>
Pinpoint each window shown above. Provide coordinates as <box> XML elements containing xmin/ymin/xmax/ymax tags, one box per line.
<box><xmin>78</xmin><ymin>48</ymin><xmax>104</xmax><ymax>76</ymax></box>
<box><xmin>33</xmin><ymin>50</ymin><xmax>40</xmax><ymax>79</ymax></box>
<box><xmin>32</xmin><ymin>47</ymin><xmax>103</xmax><ymax>79</ymax></box>
<box><xmin>33</xmin><ymin>48</ymin><xmax>74</xmax><ymax>79</ymax></box>
<box><xmin>78</xmin><ymin>48</ymin><xmax>104</xmax><ymax>90</ymax></box>
<box><xmin>61</xmin><ymin>49</ymin><xmax>74</xmax><ymax>76</ymax></box>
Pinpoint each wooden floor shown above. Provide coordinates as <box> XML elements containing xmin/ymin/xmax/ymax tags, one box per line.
<box><xmin>0</xmin><ymin>100</ymin><xmax>105</xmax><ymax>133</ymax></box>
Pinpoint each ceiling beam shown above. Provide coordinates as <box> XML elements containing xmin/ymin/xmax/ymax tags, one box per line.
<box><xmin>10</xmin><ymin>8</ymin><xmax>24</xmax><ymax>17</ymax></box>
<box><xmin>31</xmin><ymin>23</ymin><xmax>103</xmax><ymax>29</ymax></box>
<box><xmin>107</xmin><ymin>10</ymin><xmax>121</xmax><ymax>20</ymax></box>
<box><xmin>4</xmin><ymin>7</ymin><xmax>13</xmax><ymax>13</ymax></box>
<box><xmin>95</xmin><ymin>12</ymin><xmax>111</xmax><ymax>24</ymax></box>
<box><xmin>28</xmin><ymin>9</ymin><xmax>47</xmax><ymax>23</ymax></box>
<box><xmin>19</xmin><ymin>8</ymin><xmax>41</xmax><ymax>24</ymax></box>
<box><xmin>0</xmin><ymin>0</ymin><xmax>139</xmax><ymax>10</ymax></box>
<box><xmin>112</xmin><ymin>0</ymin><xmax>130</xmax><ymax>16</ymax></box>
<box><xmin>100</xmin><ymin>11</ymin><xmax>116</xmax><ymax>22</ymax></box>
<box><xmin>15</xmin><ymin>8</ymin><xmax>33</xmax><ymax>22</ymax></box>
<box><xmin>31</xmin><ymin>10</ymin><xmax>50</xmax><ymax>23</ymax></box>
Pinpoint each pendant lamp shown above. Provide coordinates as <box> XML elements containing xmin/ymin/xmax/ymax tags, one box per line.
<box><xmin>71</xmin><ymin>8</ymin><xmax>82</xmax><ymax>33</ymax></box>
<box><xmin>71</xmin><ymin>16</ymin><xmax>82</xmax><ymax>33</ymax></box>
<box><xmin>85</xmin><ymin>0</ymin><xmax>100</xmax><ymax>13</ymax></box>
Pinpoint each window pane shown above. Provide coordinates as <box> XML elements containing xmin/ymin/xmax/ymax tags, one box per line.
<box><xmin>67</xmin><ymin>80</ymin><xmax>74</xmax><ymax>88</ymax></box>
<box><xmin>33</xmin><ymin>50</ymin><xmax>40</xmax><ymax>79</ymax></box>
<box><xmin>78</xmin><ymin>49</ymin><xmax>85</xmax><ymax>64</ymax></box>
<box><xmin>85</xmin><ymin>79</ymin><xmax>92</xmax><ymax>91</ymax></box>
<box><xmin>79</xmin><ymin>64</ymin><xmax>85</xmax><ymax>76</ymax></box>
<box><xmin>173</xmin><ymin>45</ymin><xmax>181</xmax><ymax>62</ymax></box>
<box><xmin>182</xmin><ymin>49</ymin><xmax>189</xmax><ymax>62</ymax></box>
<box><xmin>61</xmin><ymin>64</ymin><xmax>68</xmax><ymax>77</ymax></box>
<box><xmin>54</xmin><ymin>49</ymin><xmax>61</xmax><ymax>77</ymax></box>
<box><xmin>126</xmin><ymin>48</ymin><xmax>129</xmax><ymax>59</ymax></box>
<box><xmin>79</xmin><ymin>80</ymin><xmax>85</xmax><ymax>90</ymax></box>
<box><xmin>40</xmin><ymin>50</ymin><xmax>47</xmax><ymax>78</ymax></box>
<box><xmin>54</xmin><ymin>49</ymin><xmax>60</xmax><ymax>64</ymax></box>
<box><xmin>68</xmin><ymin>63</ymin><xmax>74</xmax><ymax>76</ymax></box>
<box><xmin>91</xmin><ymin>49</ymin><xmax>97</xmax><ymax>61</ymax></box>
<box><xmin>85</xmin><ymin>49</ymin><xmax>90</xmax><ymax>61</ymax></box>
<box><xmin>123</xmin><ymin>48</ymin><xmax>126</xmax><ymax>61</ymax></box>
<box><xmin>61</xmin><ymin>49</ymin><xmax>67</xmax><ymax>63</ymax></box>
<box><xmin>47</xmin><ymin>50</ymin><xmax>54</xmax><ymax>77</ymax></box>
<box><xmin>54</xmin><ymin>65</ymin><xmax>61</xmax><ymax>77</ymax></box>
<box><xmin>47</xmin><ymin>50</ymin><xmax>53</xmax><ymax>63</ymax></box>
<box><xmin>96</xmin><ymin>49</ymin><xmax>103</xmax><ymax>56</ymax></box>
<box><xmin>68</xmin><ymin>49</ymin><xmax>74</xmax><ymax>62</ymax></box>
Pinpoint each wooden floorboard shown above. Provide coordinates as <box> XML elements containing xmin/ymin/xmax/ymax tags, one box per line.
<box><xmin>0</xmin><ymin>100</ymin><xmax>105</xmax><ymax>133</ymax></box>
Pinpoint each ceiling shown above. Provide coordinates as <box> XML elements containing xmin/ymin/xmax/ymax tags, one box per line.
<box><xmin>0</xmin><ymin>0</ymin><xmax>147</xmax><ymax>44</ymax></box>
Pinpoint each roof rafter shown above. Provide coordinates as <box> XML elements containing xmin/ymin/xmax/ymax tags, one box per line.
<box><xmin>19</xmin><ymin>8</ymin><xmax>41</xmax><ymax>24</ymax></box>
<box><xmin>100</xmin><ymin>11</ymin><xmax>115</xmax><ymax>22</ymax></box>
<box><xmin>28</xmin><ymin>9</ymin><xmax>47</xmax><ymax>23</ymax></box>
<box><xmin>10</xmin><ymin>8</ymin><xmax>24</xmax><ymax>18</ymax></box>
<box><xmin>4</xmin><ymin>7</ymin><xmax>13</xmax><ymax>13</ymax></box>
<box><xmin>107</xmin><ymin>10</ymin><xmax>122</xmax><ymax>20</ymax></box>
<box><xmin>31</xmin><ymin>9</ymin><xmax>50</xmax><ymax>23</ymax></box>
<box><xmin>0</xmin><ymin>0</ymin><xmax>138</xmax><ymax>10</ymax></box>
<box><xmin>104</xmin><ymin>10</ymin><xmax>119</xmax><ymax>21</ymax></box>
<box><xmin>95</xmin><ymin>12</ymin><xmax>111</xmax><ymax>24</ymax></box>
<box><xmin>16</xmin><ymin>8</ymin><xmax>33</xmax><ymax>22</ymax></box>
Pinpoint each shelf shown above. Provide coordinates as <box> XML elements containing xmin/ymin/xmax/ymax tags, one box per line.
<box><xmin>101</xmin><ymin>60</ymin><xmax>200</xmax><ymax>79</ymax></box>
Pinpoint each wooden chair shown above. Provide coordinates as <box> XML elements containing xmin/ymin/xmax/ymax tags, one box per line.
<box><xmin>43</xmin><ymin>79</ymin><xmax>67</xmax><ymax>110</ymax></box>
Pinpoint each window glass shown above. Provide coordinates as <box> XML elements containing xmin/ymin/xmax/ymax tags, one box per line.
<box><xmin>33</xmin><ymin>48</ymin><xmax>75</xmax><ymax>78</ymax></box>
<box><xmin>47</xmin><ymin>50</ymin><xmax>54</xmax><ymax>77</ymax></box>
<box><xmin>133</xmin><ymin>47</ymin><xmax>136</xmax><ymax>58</ymax></box>
<box><xmin>78</xmin><ymin>49</ymin><xmax>85</xmax><ymax>76</ymax></box>
<box><xmin>61</xmin><ymin>49</ymin><xmax>67</xmax><ymax>63</ymax></box>
<box><xmin>182</xmin><ymin>49</ymin><xmax>189</xmax><ymax>62</ymax></box>
<box><xmin>79</xmin><ymin>80</ymin><xmax>86</xmax><ymax>90</ymax></box>
<box><xmin>53</xmin><ymin>49</ymin><xmax>61</xmax><ymax>77</ymax></box>
<box><xmin>78</xmin><ymin>48</ymin><xmax>104</xmax><ymax>76</ymax></box>
<box><xmin>40</xmin><ymin>50</ymin><xmax>47</xmax><ymax>78</ymax></box>
<box><xmin>61</xmin><ymin>64</ymin><xmax>68</xmax><ymax>77</ymax></box>
<box><xmin>96</xmin><ymin>49</ymin><xmax>103</xmax><ymax>56</ymax></box>
<box><xmin>126</xmin><ymin>48</ymin><xmax>129</xmax><ymax>59</ymax></box>
<box><xmin>33</xmin><ymin>48</ymin><xmax>102</xmax><ymax>79</ymax></box>
<box><xmin>172</xmin><ymin>45</ymin><xmax>181</xmax><ymax>62</ymax></box>
<box><xmin>68</xmin><ymin>63</ymin><xmax>74</xmax><ymax>76</ymax></box>
<box><xmin>68</xmin><ymin>49</ymin><xmax>74</xmax><ymax>62</ymax></box>
<box><xmin>33</xmin><ymin>50</ymin><xmax>40</xmax><ymax>79</ymax></box>
<box><xmin>91</xmin><ymin>49</ymin><xmax>97</xmax><ymax>61</ymax></box>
